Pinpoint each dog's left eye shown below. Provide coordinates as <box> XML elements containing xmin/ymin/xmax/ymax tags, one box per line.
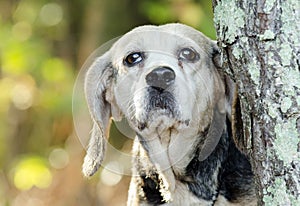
<box><xmin>179</xmin><ymin>48</ymin><xmax>199</xmax><ymax>62</ymax></box>
<box><xmin>124</xmin><ymin>52</ymin><xmax>144</xmax><ymax>66</ymax></box>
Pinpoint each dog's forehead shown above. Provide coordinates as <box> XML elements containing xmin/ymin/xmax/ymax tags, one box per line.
<box><xmin>110</xmin><ymin>23</ymin><xmax>213</xmax><ymax>57</ymax></box>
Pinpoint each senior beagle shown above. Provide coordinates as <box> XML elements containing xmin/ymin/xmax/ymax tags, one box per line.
<box><xmin>82</xmin><ymin>23</ymin><xmax>257</xmax><ymax>205</ymax></box>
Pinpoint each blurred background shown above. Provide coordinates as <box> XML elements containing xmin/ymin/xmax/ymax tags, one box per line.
<box><xmin>0</xmin><ymin>0</ymin><xmax>215</xmax><ymax>205</ymax></box>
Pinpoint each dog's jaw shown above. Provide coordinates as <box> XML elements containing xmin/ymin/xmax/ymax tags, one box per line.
<box><xmin>133</xmin><ymin>86</ymin><xmax>190</xmax><ymax>133</ymax></box>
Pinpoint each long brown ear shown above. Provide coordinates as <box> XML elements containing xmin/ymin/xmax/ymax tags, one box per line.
<box><xmin>224</xmin><ymin>77</ymin><xmax>247</xmax><ymax>154</ymax></box>
<box><xmin>82</xmin><ymin>52</ymin><xmax>114</xmax><ymax>177</ymax></box>
<box><xmin>212</xmin><ymin>43</ymin><xmax>246</xmax><ymax>153</ymax></box>
<box><xmin>230</xmin><ymin>86</ymin><xmax>247</xmax><ymax>153</ymax></box>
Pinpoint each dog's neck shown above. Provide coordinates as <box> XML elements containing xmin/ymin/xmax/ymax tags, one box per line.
<box><xmin>136</xmin><ymin>122</ymin><xmax>199</xmax><ymax>171</ymax></box>
<box><xmin>135</xmin><ymin>121</ymin><xmax>230</xmax><ymax>204</ymax></box>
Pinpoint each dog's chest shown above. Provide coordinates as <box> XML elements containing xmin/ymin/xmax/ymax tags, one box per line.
<box><xmin>139</xmin><ymin>125</ymin><xmax>200</xmax><ymax>174</ymax></box>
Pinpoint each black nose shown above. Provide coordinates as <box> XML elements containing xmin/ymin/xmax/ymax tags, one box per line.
<box><xmin>145</xmin><ymin>67</ymin><xmax>176</xmax><ymax>90</ymax></box>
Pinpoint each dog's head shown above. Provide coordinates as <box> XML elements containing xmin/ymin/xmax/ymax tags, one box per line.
<box><xmin>82</xmin><ymin>23</ymin><xmax>236</xmax><ymax>177</ymax></box>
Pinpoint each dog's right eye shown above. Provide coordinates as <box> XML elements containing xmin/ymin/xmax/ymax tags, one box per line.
<box><xmin>124</xmin><ymin>52</ymin><xmax>144</xmax><ymax>67</ymax></box>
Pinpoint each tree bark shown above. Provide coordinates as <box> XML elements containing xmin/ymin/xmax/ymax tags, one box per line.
<box><xmin>213</xmin><ymin>0</ymin><xmax>300</xmax><ymax>205</ymax></box>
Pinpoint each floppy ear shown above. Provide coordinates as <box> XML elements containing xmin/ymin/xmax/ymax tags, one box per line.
<box><xmin>82</xmin><ymin>51</ymin><xmax>115</xmax><ymax>177</ymax></box>
<box><xmin>228</xmin><ymin>84</ymin><xmax>247</xmax><ymax>153</ymax></box>
<box><xmin>211</xmin><ymin>43</ymin><xmax>246</xmax><ymax>153</ymax></box>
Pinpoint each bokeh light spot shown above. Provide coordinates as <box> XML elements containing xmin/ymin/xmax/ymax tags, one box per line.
<box><xmin>49</xmin><ymin>148</ymin><xmax>69</xmax><ymax>169</ymax></box>
<box><xmin>41</xmin><ymin>58</ymin><xmax>68</xmax><ymax>82</ymax></box>
<box><xmin>11</xmin><ymin>83</ymin><xmax>33</xmax><ymax>110</ymax></box>
<box><xmin>39</xmin><ymin>3</ymin><xmax>63</xmax><ymax>26</ymax></box>
<box><xmin>2</xmin><ymin>48</ymin><xmax>27</xmax><ymax>75</ymax></box>
<box><xmin>100</xmin><ymin>162</ymin><xmax>123</xmax><ymax>186</ymax></box>
<box><xmin>13</xmin><ymin>156</ymin><xmax>52</xmax><ymax>190</ymax></box>
<box><xmin>12</xmin><ymin>21</ymin><xmax>32</xmax><ymax>41</ymax></box>
<box><xmin>13</xmin><ymin>0</ymin><xmax>38</xmax><ymax>23</ymax></box>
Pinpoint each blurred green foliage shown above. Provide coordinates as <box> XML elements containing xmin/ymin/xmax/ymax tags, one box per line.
<box><xmin>140</xmin><ymin>0</ymin><xmax>216</xmax><ymax>38</ymax></box>
<box><xmin>0</xmin><ymin>0</ymin><xmax>215</xmax><ymax>205</ymax></box>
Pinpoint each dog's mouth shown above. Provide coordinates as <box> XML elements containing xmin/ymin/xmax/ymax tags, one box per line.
<box><xmin>136</xmin><ymin>87</ymin><xmax>183</xmax><ymax>131</ymax></box>
<box><xmin>147</xmin><ymin>87</ymin><xmax>176</xmax><ymax>113</ymax></box>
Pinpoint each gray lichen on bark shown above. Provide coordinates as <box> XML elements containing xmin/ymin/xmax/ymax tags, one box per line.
<box><xmin>213</xmin><ymin>0</ymin><xmax>300</xmax><ymax>205</ymax></box>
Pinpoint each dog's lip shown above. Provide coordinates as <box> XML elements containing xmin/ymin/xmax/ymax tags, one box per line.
<box><xmin>135</xmin><ymin>87</ymin><xmax>190</xmax><ymax>131</ymax></box>
<box><xmin>147</xmin><ymin>87</ymin><xmax>176</xmax><ymax>110</ymax></box>
<box><xmin>137</xmin><ymin>109</ymin><xmax>175</xmax><ymax>131</ymax></box>
<box><xmin>137</xmin><ymin>115</ymin><xmax>190</xmax><ymax>131</ymax></box>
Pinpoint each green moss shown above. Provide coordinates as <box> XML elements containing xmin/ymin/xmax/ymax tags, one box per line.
<box><xmin>267</xmin><ymin>52</ymin><xmax>278</xmax><ymax>68</ymax></box>
<box><xmin>263</xmin><ymin>177</ymin><xmax>300</xmax><ymax>205</ymax></box>
<box><xmin>297</xmin><ymin>96</ymin><xmax>300</xmax><ymax>107</ymax></box>
<box><xmin>274</xmin><ymin>118</ymin><xmax>299</xmax><ymax>165</ymax></box>
<box><xmin>279</xmin><ymin>44</ymin><xmax>293</xmax><ymax>66</ymax></box>
<box><xmin>259</xmin><ymin>30</ymin><xmax>275</xmax><ymax>41</ymax></box>
<box><xmin>280</xmin><ymin>97</ymin><xmax>292</xmax><ymax>113</ymax></box>
<box><xmin>281</xmin><ymin>0</ymin><xmax>300</xmax><ymax>47</ymax></box>
<box><xmin>264</xmin><ymin>0</ymin><xmax>276</xmax><ymax>13</ymax></box>
<box><xmin>214</xmin><ymin>0</ymin><xmax>245</xmax><ymax>44</ymax></box>
<box><xmin>240</xmin><ymin>37</ymin><xmax>248</xmax><ymax>43</ymax></box>
<box><xmin>232</xmin><ymin>46</ymin><xmax>242</xmax><ymax>59</ymax></box>
<box><xmin>248</xmin><ymin>62</ymin><xmax>260</xmax><ymax>86</ymax></box>
<box><xmin>280</xmin><ymin>68</ymin><xmax>300</xmax><ymax>96</ymax></box>
<box><xmin>267</xmin><ymin>104</ymin><xmax>278</xmax><ymax>119</ymax></box>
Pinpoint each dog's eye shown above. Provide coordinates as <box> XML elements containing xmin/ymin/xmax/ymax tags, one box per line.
<box><xmin>179</xmin><ymin>48</ymin><xmax>199</xmax><ymax>62</ymax></box>
<box><xmin>124</xmin><ymin>52</ymin><xmax>144</xmax><ymax>66</ymax></box>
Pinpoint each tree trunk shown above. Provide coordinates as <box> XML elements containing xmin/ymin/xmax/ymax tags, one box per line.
<box><xmin>212</xmin><ymin>0</ymin><xmax>300</xmax><ymax>205</ymax></box>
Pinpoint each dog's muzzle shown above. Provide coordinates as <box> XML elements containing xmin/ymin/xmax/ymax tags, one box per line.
<box><xmin>136</xmin><ymin>66</ymin><xmax>180</xmax><ymax>131</ymax></box>
<box><xmin>145</xmin><ymin>67</ymin><xmax>177</xmax><ymax>115</ymax></box>
<box><xmin>146</xmin><ymin>66</ymin><xmax>176</xmax><ymax>111</ymax></box>
<box><xmin>147</xmin><ymin>88</ymin><xmax>176</xmax><ymax>112</ymax></box>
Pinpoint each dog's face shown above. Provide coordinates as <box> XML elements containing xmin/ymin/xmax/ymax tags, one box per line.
<box><xmin>82</xmin><ymin>23</ymin><xmax>233</xmax><ymax>177</ymax></box>
<box><xmin>112</xmin><ymin>25</ymin><xmax>221</xmax><ymax>135</ymax></box>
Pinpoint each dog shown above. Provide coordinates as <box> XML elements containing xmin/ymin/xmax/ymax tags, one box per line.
<box><xmin>82</xmin><ymin>23</ymin><xmax>256</xmax><ymax>205</ymax></box>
